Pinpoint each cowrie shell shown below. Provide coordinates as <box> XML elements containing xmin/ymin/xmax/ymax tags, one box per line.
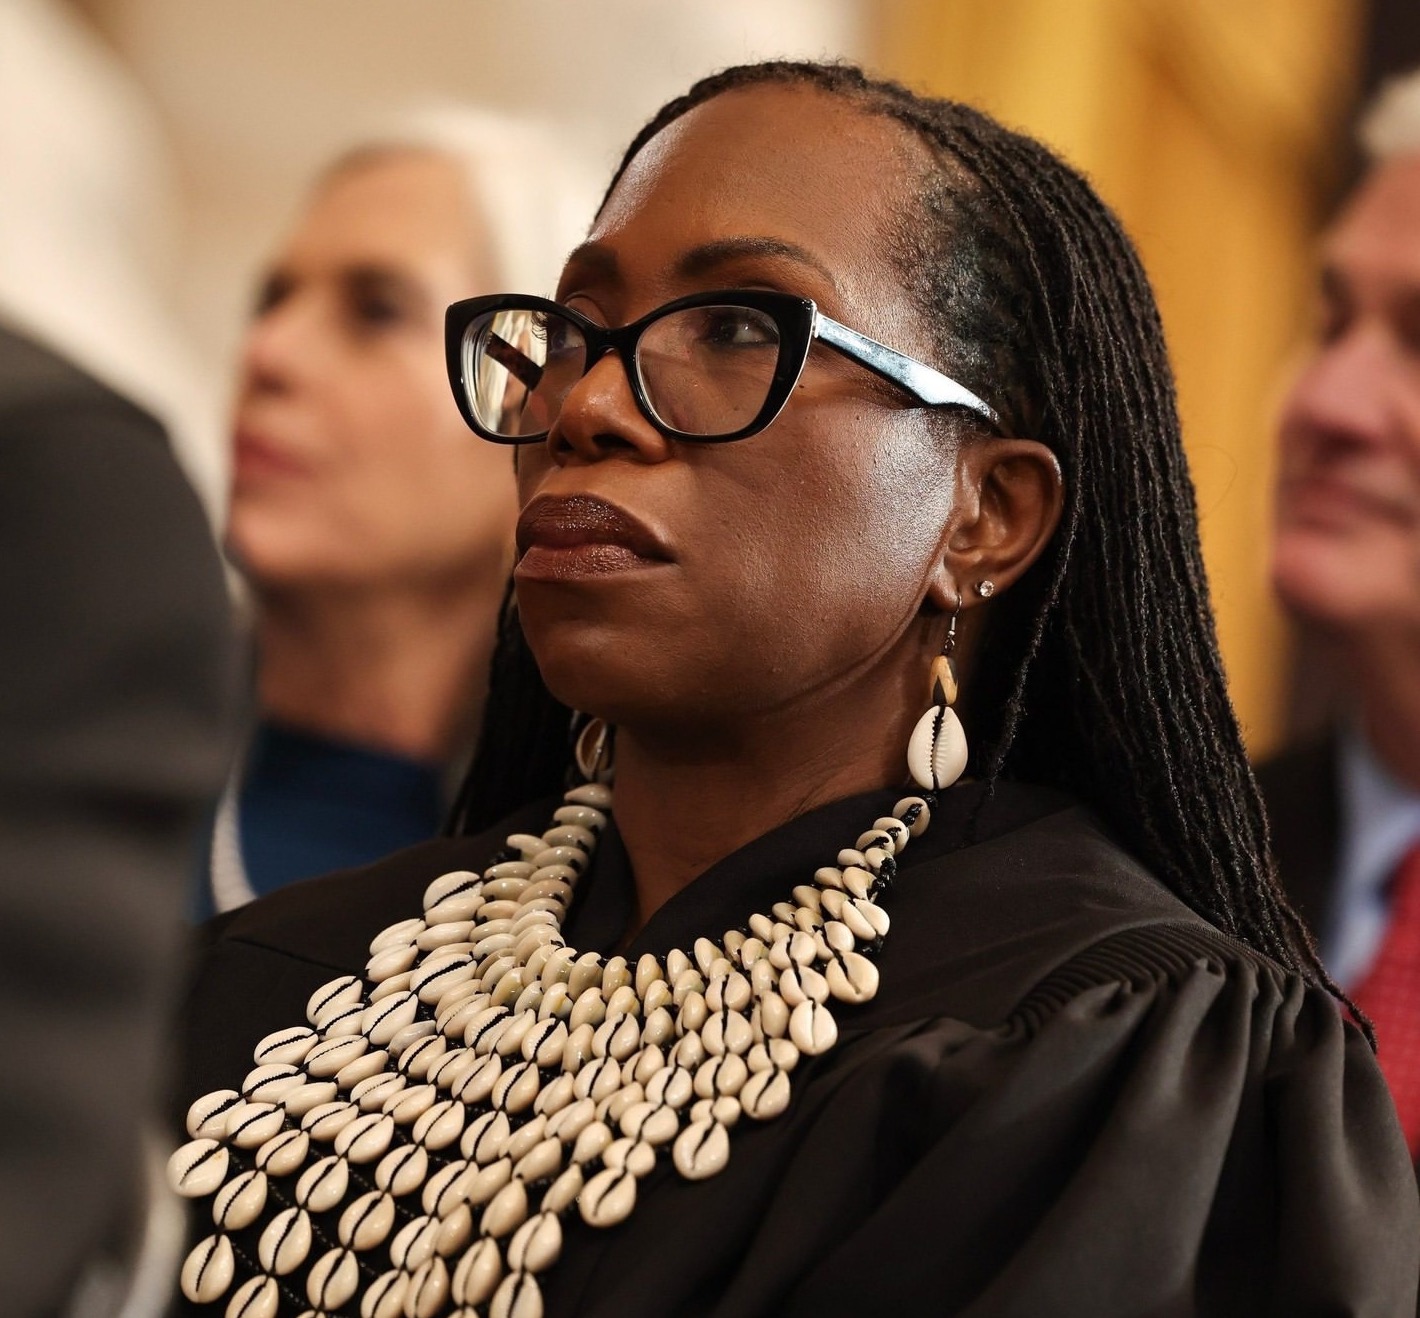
<box><xmin>212</xmin><ymin>1168</ymin><xmax>267</xmax><ymax>1230</ymax></box>
<box><xmin>295</xmin><ymin>1154</ymin><xmax>349</xmax><ymax>1212</ymax></box>
<box><xmin>351</xmin><ymin>1071</ymin><xmax>405</xmax><ymax>1112</ymax></box>
<box><xmin>672</xmin><ymin>1118</ymin><xmax>730</xmax><ymax>1180</ymax></box>
<box><xmin>423</xmin><ymin>868</ymin><xmax>481</xmax><ymax>912</ymax></box>
<box><xmin>185</xmin><ymin>1089</ymin><xmax>240</xmax><ymax>1139</ymax></box>
<box><xmin>304</xmin><ymin>1033</ymin><xmax>369</xmax><ymax>1078</ymax></box>
<box><xmin>306</xmin><ymin>1246</ymin><xmax>360</xmax><ymax>1310</ymax></box>
<box><xmin>225</xmin><ymin>1102</ymin><xmax>285</xmax><ymax>1149</ymax></box>
<box><xmin>335</xmin><ymin>1046</ymin><xmax>390</xmax><ymax>1090</ymax></box>
<box><xmin>533</xmin><ymin>1070</ymin><xmax>576</xmax><ymax>1118</ymax></box>
<box><xmin>369</xmin><ymin>916</ymin><xmax>425</xmax><ymax>955</ymax></box>
<box><xmin>645</xmin><ymin>1064</ymin><xmax>694</xmax><ymax>1110</ymax></box>
<box><xmin>514</xmin><ymin>1135</ymin><xmax>563</xmax><ymax>1183</ymax></box>
<box><xmin>253</xmin><ymin>1025</ymin><xmax>317</xmax><ymax>1067</ymax></box>
<box><xmin>240</xmin><ymin>1062</ymin><xmax>302</xmax><ymax>1104</ymax></box>
<box><xmin>280</xmin><ymin>1079</ymin><xmax>339</xmax><ymax>1116</ymax></box>
<box><xmin>301</xmin><ymin>1099</ymin><xmax>359</xmax><ymax>1142</ymax></box>
<box><xmin>571</xmin><ymin>1120</ymin><xmax>612</xmax><ymax>1165</ymax></box>
<box><xmin>542</xmin><ymin>1163</ymin><xmax>584</xmax><ymax>1215</ymax></box>
<box><xmin>306</xmin><ymin>974</ymin><xmax>361</xmax><ymax>1026</ymax></box>
<box><xmin>421</xmin><ymin>1158</ymin><xmax>472</xmax><ymax>1217</ymax></box>
<box><xmin>740</xmin><ymin>1066</ymin><xmax>792</xmax><ymax>1120</ymax></box>
<box><xmin>482</xmin><ymin>1177</ymin><xmax>529</xmax><ymax>1238</ymax></box>
<box><xmin>413</xmin><ymin>1097</ymin><xmax>466</xmax><ymax>1150</ymax></box>
<box><xmin>179</xmin><ymin>1233</ymin><xmax>233</xmax><ymax>1302</ymax></box>
<box><xmin>390</xmin><ymin>1213</ymin><xmax>442</xmax><ymax>1271</ymax></box>
<box><xmin>407</xmin><ymin>1255</ymin><xmax>452</xmax><ymax>1318</ymax></box>
<box><xmin>374</xmin><ymin>1141</ymin><xmax>428</xmax><ymax>1197</ymax></box>
<box><xmin>225</xmin><ymin>1274</ymin><xmax>278</xmax><ymax>1318</ymax></box>
<box><xmin>437</xmin><ymin>1201</ymin><xmax>474</xmax><ymax>1257</ymax></box>
<box><xmin>454</xmin><ymin>1053</ymin><xmax>503</xmax><ymax>1105</ymax></box>
<box><xmin>256</xmin><ymin>1205</ymin><xmax>311</xmax><ymax>1274</ymax></box>
<box><xmin>360</xmin><ymin>989</ymin><xmax>419</xmax><ymax>1046</ymax></box>
<box><xmin>579</xmin><ymin>1164</ymin><xmax>637</xmax><ymax>1227</ymax></box>
<box><xmin>332</xmin><ymin>1113</ymin><xmax>394</xmax><ymax>1164</ymax></box>
<box><xmin>602</xmin><ymin>1136</ymin><xmax>656</xmax><ymax>1178</ymax></box>
<box><xmin>892</xmin><ymin>793</ymin><xmax>932</xmax><ymax>836</ymax></box>
<box><xmin>463</xmin><ymin>1155</ymin><xmax>512</xmax><ymax>1208</ymax></box>
<box><xmin>491</xmin><ymin>1269</ymin><xmax>544</xmax><ymax>1318</ymax></box>
<box><xmin>361</xmin><ymin>1268</ymin><xmax>408</xmax><ymax>1318</ymax></box>
<box><xmin>395</xmin><ymin>1034</ymin><xmax>446</xmax><ymax>1083</ymax></box>
<box><xmin>825</xmin><ymin>950</ymin><xmax>880</xmax><ymax>1004</ymax></box>
<box><xmin>789</xmin><ymin>998</ymin><xmax>838</xmax><ymax>1055</ymax></box>
<box><xmin>384</xmin><ymin>1083</ymin><xmax>438</xmax><ymax>1125</ymax></box>
<box><xmin>253</xmin><ymin>1128</ymin><xmax>308</xmax><ymax>1176</ymax></box>
<box><xmin>693</xmin><ymin>1053</ymin><xmax>748</xmax><ymax>1099</ymax></box>
<box><xmin>508</xmin><ymin>1211</ymin><xmax>562</xmax><ymax>1274</ymax></box>
<box><xmin>452</xmin><ymin>1236</ymin><xmax>503</xmax><ymax>1306</ymax></box>
<box><xmin>545</xmin><ymin>1095</ymin><xmax>596</xmax><ymax>1143</ymax></box>
<box><xmin>461</xmin><ymin>1108</ymin><xmax>512</xmax><ymax>1164</ymax></box>
<box><xmin>338</xmin><ymin>1188</ymin><xmax>395</xmax><ymax>1250</ymax></box>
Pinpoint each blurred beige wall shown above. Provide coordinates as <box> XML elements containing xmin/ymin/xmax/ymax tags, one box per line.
<box><xmin>877</xmin><ymin>0</ymin><xmax>1362</xmax><ymax>755</ymax></box>
<box><xmin>76</xmin><ymin>0</ymin><xmax>869</xmax><ymax>495</ymax></box>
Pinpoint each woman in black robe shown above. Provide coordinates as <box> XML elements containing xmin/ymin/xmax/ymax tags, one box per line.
<box><xmin>170</xmin><ymin>63</ymin><xmax>1420</xmax><ymax>1316</ymax></box>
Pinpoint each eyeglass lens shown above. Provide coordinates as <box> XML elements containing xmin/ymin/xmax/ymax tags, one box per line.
<box><xmin>463</xmin><ymin>304</ymin><xmax>784</xmax><ymax>439</ymax></box>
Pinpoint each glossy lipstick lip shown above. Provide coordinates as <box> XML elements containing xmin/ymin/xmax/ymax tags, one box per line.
<box><xmin>516</xmin><ymin>494</ymin><xmax>674</xmax><ymax>563</ymax></box>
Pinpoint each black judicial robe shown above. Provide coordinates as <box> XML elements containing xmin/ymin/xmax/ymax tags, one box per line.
<box><xmin>175</xmin><ymin>782</ymin><xmax>1420</xmax><ymax>1316</ymax></box>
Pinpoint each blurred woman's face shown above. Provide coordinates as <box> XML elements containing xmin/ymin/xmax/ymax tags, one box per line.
<box><xmin>228</xmin><ymin>152</ymin><xmax>517</xmax><ymax>592</ymax></box>
<box><xmin>514</xmin><ymin>85</ymin><xmax>965</xmax><ymax>730</ymax></box>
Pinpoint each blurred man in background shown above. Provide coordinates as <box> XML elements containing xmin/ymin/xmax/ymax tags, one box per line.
<box><xmin>1259</xmin><ymin>70</ymin><xmax>1420</xmax><ymax>1161</ymax></box>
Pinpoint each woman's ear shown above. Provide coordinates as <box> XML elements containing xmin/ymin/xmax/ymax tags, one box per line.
<box><xmin>925</xmin><ymin>438</ymin><xmax>1064</xmax><ymax>610</ymax></box>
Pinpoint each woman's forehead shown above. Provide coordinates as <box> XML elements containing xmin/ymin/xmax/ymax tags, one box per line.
<box><xmin>587</xmin><ymin>86</ymin><xmax>926</xmax><ymax>319</ymax></box>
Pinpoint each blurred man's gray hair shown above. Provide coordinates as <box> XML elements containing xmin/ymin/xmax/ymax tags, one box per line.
<box><xmin>1361</xmin><ymin>69</ymin><xmax>1420</xmax><ymax>160</ymax></box>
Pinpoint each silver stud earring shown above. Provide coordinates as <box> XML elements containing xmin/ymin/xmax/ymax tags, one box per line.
<box><xmin>974</xmin><ymin>580</ymin><xmax>996</xmax><ymax>598</ymax></box>
<box><xmin>906</xmin><ymin>599</ymin><xmax>969</xmax><ymax>793</ymax></box>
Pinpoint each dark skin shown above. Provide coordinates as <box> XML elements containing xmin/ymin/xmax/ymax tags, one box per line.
<box><xmin>514</xmin><ymin>86</ymin><xmax>1064</xmax><ymax>929</ymax></box>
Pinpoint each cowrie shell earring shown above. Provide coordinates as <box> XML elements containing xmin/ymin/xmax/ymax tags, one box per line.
<box><xmin>574</xmin><ymin>717</ymin><xmax>616</xmax><ymax>784</ymax></box>
<box><xmin>906</xmin><ymin>599</ymin><xmax>969</xmax><ymax>792</ymax></box>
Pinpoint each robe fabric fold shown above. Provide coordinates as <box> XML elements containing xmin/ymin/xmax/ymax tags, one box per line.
<box><xmin>175</xmin><ymin>781</ymin><xmax>1420</xmax><ymax>1316</ymax></box>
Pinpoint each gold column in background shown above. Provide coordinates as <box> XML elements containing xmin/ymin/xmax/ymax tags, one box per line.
<box><xmin>876</xmin><ymin>0</ymin><xmax>1360</xmax><ymax>755</ymax></box>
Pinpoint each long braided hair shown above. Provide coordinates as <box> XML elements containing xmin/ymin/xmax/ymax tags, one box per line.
<box><xmin>449</xmin><ymin>60</ymin><xmax>1349</xmax><ymax>1016</ymax></box>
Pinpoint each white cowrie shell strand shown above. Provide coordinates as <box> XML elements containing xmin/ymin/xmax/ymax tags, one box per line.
<box><xmin>170</xmin><ymin>778</ymin><xmax>926</xmax><ymax>1315</ymax></box>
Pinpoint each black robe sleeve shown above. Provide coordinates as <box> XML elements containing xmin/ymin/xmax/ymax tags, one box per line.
<box><xmin>761</xmin><ymin>927</ymin><xmax>1419</xmax><ymax>1317</ymax></box>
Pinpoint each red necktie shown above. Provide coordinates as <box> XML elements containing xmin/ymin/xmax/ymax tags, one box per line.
<box><xmin>1351</xmin><ymin>843</ymin><xmax>1420</xmax><ymax>1155</ymax></box>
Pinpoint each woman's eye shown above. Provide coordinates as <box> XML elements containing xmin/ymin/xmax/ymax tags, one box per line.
<box><xmin>700</xmin><ymin>309</ymin><xmax>776</xmax><ymax>348</ymax></box>
<box><xmin>351</xmin><ymin>296</ymin><xmax>405</xmax><ymax>329</ymax></box>
<box><xmin>533</xmin><ymin>313</ymin><xmax>578</xmax><ymax>358</ymax></box>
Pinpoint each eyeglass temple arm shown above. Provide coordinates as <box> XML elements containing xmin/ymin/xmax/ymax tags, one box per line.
<box><xmin>813</xmin><ymin>313</ymin><xmax>1000</xmax><ymax>427</ymax></box>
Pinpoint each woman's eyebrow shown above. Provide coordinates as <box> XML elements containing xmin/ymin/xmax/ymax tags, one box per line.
<box><xmin>561</xmin><ymin>242</ymin><xmax>620</xmax><ymax>284</ymax></box>
<box><xmin>675</xmin><ymin>236</ymin><xmax>839</xmax><ymax>290</ymax></box>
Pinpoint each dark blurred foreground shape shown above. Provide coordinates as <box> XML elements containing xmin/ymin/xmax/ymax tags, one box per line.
<box><xmin>0</xmin><ymin>324</ymin><xmax>240</xmax><ymax>1315</ymax></box>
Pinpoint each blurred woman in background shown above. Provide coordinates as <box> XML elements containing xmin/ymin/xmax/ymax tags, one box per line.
<box><xmin>206</xmin><ymin>112</ymin><xmax>590</xmax><ymax>913</ymax></box>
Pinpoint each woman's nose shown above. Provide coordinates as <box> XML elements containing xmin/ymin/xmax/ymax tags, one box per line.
<box><xmin>239</xmin><ymin>297</ymin><xmax>321</xmax><ymax>398</ymax></box>
<box><xmin>546</xmin><ymin>349</ymin><xmax>673</xmax><ymax>466</ymax></box>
